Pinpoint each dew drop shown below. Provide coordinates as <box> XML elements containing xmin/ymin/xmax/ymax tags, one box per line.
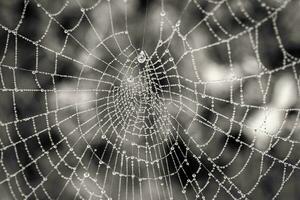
<box><xmin>127</xmin><ymin>76</ymin><xmax>134</xmax><ymax>83</ymax></box>
<box><xmin>84</xmin><ymin>172</ymin><xmax>89</xmax><ymax>178</ymax></box>
<box><xmin>137</xmin><ymin>51</ymin><xmax>146</xmax><ymax>63</ymax></box>
<box><xmin>158</xmin><ymin>40</ymin><xmax>163</xmax><ymax>46</ymax></box>
<box><xmin>160</xmin><ymin>10</ymin><xmax>166</xmax><ymax>17</ymax></box>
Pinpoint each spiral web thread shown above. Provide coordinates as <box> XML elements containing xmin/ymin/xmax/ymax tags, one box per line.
<box><xmin>0</xmin><ymin>0</ymin><xmax>299</xmax><ymax>199</ymax></box>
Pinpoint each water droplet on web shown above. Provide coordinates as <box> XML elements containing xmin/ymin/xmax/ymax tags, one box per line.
<box><xmin>84</xmin><ymin>172</ymin><xmax>89</xmax><ymax>178</ymax></box>
<box><xmin>137</xmin><ymin>51</ymin><xmax>146</xmax><ymax>63</ymax></box>
<box><xmin>127</xmin><ymin>76</ymin><xmax>134</xmax><ymax>83</ymax></box>
<box><xmin>160</xmin><ymin>10</ymin><xmax>166</xmax><ymax>17</ymax></box>
<box><xmin>158</xmin><ymin>40</ymin><xmax>163</xmax><ymax>46</ymax></box>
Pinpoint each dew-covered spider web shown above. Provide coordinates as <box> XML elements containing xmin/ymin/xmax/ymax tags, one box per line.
<box><xmin>0</xmin><ymin>0</ymin><xmax>300</xmax><ymax>199</ymax></box>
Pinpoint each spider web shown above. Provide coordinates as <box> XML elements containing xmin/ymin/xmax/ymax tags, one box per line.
<box><xmin>0</xmin><ymin>0</ymin><xmax>300</xmax><ymax>199</ymax></box>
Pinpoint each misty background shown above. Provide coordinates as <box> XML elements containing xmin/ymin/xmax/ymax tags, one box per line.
<box><xmin>0</xmin><ymin>0</ymin><xmax>300</xmax><ymax>199</ymax></box>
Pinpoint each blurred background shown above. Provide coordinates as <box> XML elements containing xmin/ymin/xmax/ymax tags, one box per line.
<box><xmin>0</xmin><ymin>0</ymin><xmax>300</xmax><ymax>199</ymax></box>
